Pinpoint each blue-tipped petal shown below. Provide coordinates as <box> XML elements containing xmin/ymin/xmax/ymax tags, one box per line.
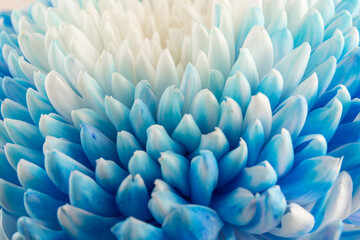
<box><xmin>80</xmin><ymin>124</ymin><xmax>119</xmax><ymax>166</ymax></box>
<box><xmin>26</xmin><ymin>88</ymin><xmax>55</xmax><ymax>125</ymax></box>
<box><xmin>162</xmin><ymin>205</ymin><xmax>223</xmax><ymax>240</ymax></box>
<box><xmin>256</xmin><ymin>69</ymin><xmax>284</xmax><ymax>110</ymax></box>
<box><xmin>115</xmin><ymin>174</ymin><xmax>152</xmax><ymax>221</ymax></box>
<box><xmin>274</xmin><ymin>43</ymin><xmax>311</xmax><ymax>100</ymax></box>
<box><xmin>157</xmin><ymin>85</ymin><xmax>184</xmax><ymax>134</ymax></box>
<box><xmin>72</xmin><ymin>108</ymin><xmax>116</xmax><ymax>141</ymax></box>
<box><xmin>311</xmin><ymin>171</ymin><xmax>352</xmax><ymax>231</ymax></box>
<box><xmin>190</xmin><ymin>150</ymin><xmax>218</xmax><ymax>206</ymax></box>
<box><xmin>300</xmin><ymin>98</ymin><xmax>342</xmax><ymax>142</ymax></box>
<box><xmin>243</xmin><ymin>93</ymin><xmax>272</xmax><ymax>140</ymax></box>
<box><xmin>111</xmin><ymin>72</ymin><xmax>135</xmax><ymax>109</ymax></box>
<box><xmin>235</xmin><ymin>160</ymin><xmax>277</xmax><ymax>193</ymax></box>
<box><xmin>229</xmin><ymin>49</ymin><xmax>258</xmax><ymax>94</ymax></box>
<box><xmin>291</xmin><ymin>73</ymin><xmax>318</xmax><ymax>109</ymax></box>
<box><xmin>171</xmin><ymin>114</ymin><xmax>201</xmax><ymax>153</ymax></box>
<box><xmin>270</xmin><ymin>203</ymin><xmax>315</xmax><ymax>238</ymax></box>
<box><xmin>112</xmin><ymin>217</ymin><xmax>169</xmax><ymax>240</ymax></box>
<box><xmin>43</xmin><ymin>136</ymin><xmax>92</xmax><ymax>170</ymax></box>
<box><xmin>24</xmin><ymin>189</ymin><xmax>66</xmax><ymax>223</ymax></box>
<box><xmin>218</xmin><ymin>97</ymin><xmax>243</xmax><ymax>149</ymax></box>
<box><xmin>240</xmin><ymin>186</ymin><xmax>286</xmax><ymax>234</ymax></box>
<box><xmin>69</xmin><ymin>171</ymin><xmax>119</xmax><ymax>217</ymax></box>
<box><xmin>44</xmin><ymin>150</ymin><xmax>94</xmax><ymax>194</ymax></box>
<box><xmin>39</xmin><ymin>113</ymin><xmax>80</xmax><ymax>144</ymax></box>
<box><xmin>270</xmin><ymin>95</ymin><xmax>308</xmax><ymax>141</ymax></box>
<box><xmin>208</xmin><ymin>27</ymin><xmax>231</xmax><ymax>77</ymax></box>
<box><xmin>329</xmin><ymin>143</ymin><xmax>360</xmax><ymax>171</ymax></box>
<box><xmin>278</xmin><ymin>156</ymin><xmax>342</xmax><ymax>205</ymax></box>
<box><xmin>1</xmin><ymin>99</ymin><xmax>32</xmax><ymax>123</ymax></box>
<box><xmin>218</xmin><ymin>139</ymin><xmax>247</xmax><ymax>188</ymax></box>
<box><xmin>148</xmin><ymin>191</ymin><xmax>188</xmax><ymax>225</ymax></box>
<box><xmin>146</xmin><ymin>125</ymin><xmax>186</xmax><ymax>161</ymax></box>
<box><xmin>4</xmin><ymin>143</ymin><xmax>43</xmax><ymax>169</ymax></box>
<box><xmin>258</xmin><ymin>129</ymin><xmax>294</xmax><ymax>178</ymax></box>
<box><xmin>294</xmin><ymin>9</ymin><xmax>324</xmax><ymax>48</ymax></box>
<box><xmin>242</xmin><ymin>119</ymin><xmax>264</xmax><ymax>167</ymax></box>
<box><xmin>154</xmin><ymin>49</ymin><xmax>179</xmax><ymax>99</ymax></box>
<box><xmin>159</xmin><ymin>151</ymin><xmax>190</xmax><ymax>197</ymax></box>
<box><xmin>129</xmin><ymin>99</ymin><xmax>155</xmax><ymax>145</ymax></box>
<box><xmin>191</xmin><ymin>128</ymin><xmax>229</xmax><ymax>160</ymax></box>
<box><xmin>17</xmin><ymin>159</ymin><xmax>66</xmax><ymax>200</ymax></box>
<box><xmin>180</xmin><ymin>63</ymin><xmax>201</xmax><ymax>113</ymax></box>
<box><xmin>324</xmin><ymin>10</ymin><xmax>352</xmax><ymax>41</ymax></box>
<box><xmin>58</xmin><ymin>204</ymin><xmax>121</xmax><ymax>240</ymax></box>
<box><xmin>128</xmin><ymin>150</ymin><xmax>162</xmax><ymax>190</ymax></box>
<box><xmin>134</xmin><ymin>80</ymin><xmax>157</xmax><ymax>118</ymax></box>
<box><xmin>104</xmin><ymin>96</ymin><xmax>131</xmax><ymax>133</ymax></box>
<box><xmin>4</xmin><ymin>119</ymin><xmax>44</xmax><ymax>149</ymax></box>
<box><xmin>235</xmin><ymin>7</ymin><xmax>264</xmax><ymax>53</ymax></box>
<box><xmin>17</xmin><ymin>217</ymin><xmax>69</xmax><ymax>240</ymax></box>
<box><xmin>271</xmin><ymin>28</ymin><xmax>294</xmax><ymax>65</ymax></box>
<box><xmin>305</xmin><ymin>29</ymin><xmax>344</xmax><ymax>77</ymax></box>
<box><xmin>189</xmin><ymin>89</ymin><xmax>219</xmax><ymax>134</ymax></box>
<box><xmin>221</xmin><ymin>72</ymin><xmax>251</xmax><ymax>114</ymax></box>
<box><xmin>0</xmin><ymin>179</ymin><xmax>27</xmax><ymax>216</ymax></box>
<box><xmin>95</xmin><ymin>158</ymin><xmax>128</xmax><ymax>195</ymax></box>
<box><xmin>212</xmin><ymin>187</ymin><xmax>257</xmax><ymax>226</ymax></box>
<box><xmin>293</xmin><ymin>134</ymin><xmax>327</xmax><ymax>166</ymax></box>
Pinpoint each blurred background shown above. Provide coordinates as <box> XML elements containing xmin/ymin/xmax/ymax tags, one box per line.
<box><xmin>0</xmin><ymin>0</ymin><xmax>35</xmax><ymax>10</ymax></box>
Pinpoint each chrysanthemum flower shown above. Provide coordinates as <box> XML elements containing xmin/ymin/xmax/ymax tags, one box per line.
<box><xmin>0</xmin><ymin>0</ymin><xmax>359</xmax><ymax>239</ymax></box>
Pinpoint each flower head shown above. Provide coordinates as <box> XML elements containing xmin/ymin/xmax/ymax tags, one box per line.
<box><xmin>0</xmin><ymin>0</ymin><xmax>359</xmax><ymax>239</ymax></box>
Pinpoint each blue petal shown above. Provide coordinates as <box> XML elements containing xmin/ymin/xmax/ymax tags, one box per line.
<box><xmin>324</xmin><ymin>10</ymin><xmax>352</xmax><ymax>41</ymax></box>
<box><xmin>0</xmin><ymin>148</ymin><xmax>19</xmax><ymax>184</ymax></box>
<box><xmin>304</xmin><ymin>220</ymin><xmax>343</xmax><ymax>240</ymax></box>
<box><xmin>293</xmin><ymin>134</ymin><xmax>327</xmax><ymax>166</ymax></box>
<box><xmin>336</xmin><ymin>0</ymin><xmax>360</xmax><ymax>16</ymax></box>
<box><xmin>208</xmin><ymin>27</ymin><xmax>231</xmax><ymax>77</ymax></box>
<box><xmin>2</xmin><ymin>77</ymin><xmax>28</xmax><ymax>107</ymax></box>
<box><xmin>0</xmin><ymin>179</ymin><xmax>27</xmax><ymax>216</ymax></box>
<box><xmin>242</xmin><ymin>119</ymin><xmax>264</xmax><ymax>167</ymax></box>
<box><xmin>58</xmin><ymin>204</ymin><xmax>121</xmax><ymax>240</ymax></box>
<box><xmin>274</xmin><ymin>43</ymin><xmax>311</xmax><ymax>101</ymax></box>
<box><xmin>328</xmin><ymin>120</ymin><xmax>360</xmax><ymax>152</ymax></box>
<box><xmin>104</xmin><ymin>96</ymin><xmax>131</xmax><ymax>133</ymax></box>
<box><xmin>291</xmin><ymin>73</ymin><xmax>318</xmax><ymax>109</ymax></box>
<box><xmin>134</xmin><ymin>80</ymin><xmax>157</xmax><ymax>119</ymax></box>
<box><xmin>258</xmin><ymin>129</ymin><xmax>294</xmax><ymax>178</ymax></box>
<box><xmin>69</xmin><ymin>171</ymin><xmax>119</xmax><ymax>217</ymax></box>
<box><xmin>95</xmin><ymin>158</ymin><xmax>127</xmax><ymax>195</ymax></box>
<box><xmin>162</xmin><ymin>205</ymin><xmax>223</xmax><ymax>240</ymax></box>
<box><xmin>240</xmin><ymin>186</ymin><xmax>286</xmax><ymax>234</ymax></box>
<box><xmin>80</xmin><ymin>124</ymin><xmax>119</xmax><ymax>166</ymax></box>
<box><xmin>180</xmin><ymin>63</ymin><xmax>201</xmax><ymax>114</ymax></box>
<box><xmin>190</xmin><ymin>150</ymin><xmax>218</xmax><ymax>206</ymax></box>
<box><xmin>328</xmin><ymin>143</ymin><xmax>360</xmax><ymax>171</ymax></box>
<box><xmin>217</xmin><ymin>139</ymin><xmax>248</xmax><ymax>188</ymax></box>
<box><xmin>294</xmin><ymin>9</ymin><xmax>324</xmax><ymax>48</ymax></box>
<box><xmin>115</xmin><ymin>174</ymin><xmax>152</xmax><ymax>221</ymax></box>
<box><xmin>159</xmin><ymin>151</ymin><xmax>190</xmax><ymax>198</ymax></box>
<box><xmin>26</xmin><ymin>88</ymin><xmax>55</xmax><ymax>125</ymax></box>
<box><xmin>0</xmin><ymin>209</ymin><xmax>18</xmax><ymax>239</ymax></box>
<box><xmin>4</xmin><ymin>119</ymin><xmax>44</xmax><ymax>149</ymax></box>
<box><xmin>128</xmin><ymin>150</ymin><xmax>162</xmax><ymax>190</ymax></box>
<box><xmin>111</xmin><ymin>72</ymin><xmax>135</xmax><ymax>109</ymax></box>
<box><xmin>341</xmin><ymin>27</ymin><xmax>359</xmax><ymax>59</ymax></box>
<box><xmin>314</xmin><ymin>0</ymin><xmax>335</xmax><ymax>24</ymax></box>
<box><xmin>1</xmin><ymin>98</ymin><xmax>32</xmax><ymax>123</ymax></box>
<box><xmin>146</xmin><ymin>125</ymin><xmax>185</xmax><ymax>161</ymax></box>
<box><xmin>212</xmin><ymin>187</ymin><xmax>257</xmax><ymax>226</ymax></box>
<box><xmin>17</xmin><ymin>159</ymin><xmax>66</xmax><ymax>200</ymax></box>
<box><xmin>171</xmin><ymin>114</ymin><xmax>201</xmax><ymax>153</ymax></box>
<box><xmin>112</xmin><ymin>217</ymin><xmax>169</xmax><ymax>240</ymax></box>
<box><xmin>4</xmin><ymin>143</ymin><xmax>43</xmax><ymax>169</ymax></box>
<box><xmin>208</xmin><ymin>69</ymin><xmax>225</xmax><ymax>102</ymax></box>
<box><xmin>116</xmin><ymin>131</ymin><xmax>143</xmax><ymax>170</ymax></box>
<box><xmin>271</xmin><ymin>28</ymin><xmax>294</xmax><ymax>65</ymax></box>
<box><xmin>278</xmin><ymin>156</ymin><xmax>341</xmax><ymax>205</ymax></box>
<box><xmin>189</xmin><ymin>89</ymin><xmax>220</xmax><ymax>134</ymax></box>
<box><xmin>157</xmin><ymin>85</ymin><xmax>184</xmax><ymax>134</ymax></box>
<box><xmin>270</xmin><ymin>95</ymin><xmax>308</xmax><ymax>141</ymax></box>
<box><xmin>24</xmin><ymin>189</ymin><xmax>66</xmax><ymax>223</ymax></box>
<box><xmin>256</xmin><ymin>69</ymin><xmax>283</xmax><ymax>110</ymax></box>
<box><xmin>148</xmin><ymin>190</ymin><xmax>188</xmax><ymax>224</ymax></box>
<box><xmin>44</xmin><ymin>150</ymin><xmax>94</xmax><ymax>194</ymax></box>
<box><xmin>300</xmin><ymin>98</ymin><xmax>342</xmax><ymax>142</ymax></box>
<box><xmin>129</xmin><ymin>99</ymin><xmax>155</xmax><ymax>145</ymax></box>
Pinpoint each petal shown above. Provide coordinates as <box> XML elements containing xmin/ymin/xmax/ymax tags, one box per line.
<box><xmin>180</xmin><ymin>63</ymin><xmax>201</xmax><ymax>114</ymax></box>
<box><xmin>324</xmin><ymin>10</ymin><xmax>352</xmax><ymax>41</ymax></box>
<box><xmin>0</xmin><ymin>179</ymin><xmax>27</xmax><ymax>216</ymax></box>
<box><xmin>294</xmin><ymin>9</ymin><xmax>324</xmax><ymax>48</ymax></box>
<box><xmin>134</xmin><ymin>80</ymin><xmax>157</xmax><ymax>119</ymax></box>
<box><xmin>293</xmin><ymin>134</ymin><xmax>327</xmax><ymax>166</ymax></box>
<box><xmin>208</xmin><ymin>27</ymin><xmax>231</xmax><ymax>77</ymax></box>
<box><xmin>255</xmin><ymin>69</ymin><xmax>284</xmax><ymax>110</ymax></box>
<box><xmin>4</xmin><ymin>143</ymin><xmax>43</xmax><ymax>169</ymax></box>
<box><xmin>111</xmin><ymin>72</ymin><xmax>135</xmax><ymax>109</ymax></box>
<box><xmin>130</xmin><ymin>99</ymin><xmax>155</xmax><ymax>145</ymax></box>
<box><xmin>95</xmin><ymin>158</ymin><xmax>127</xmax><ymax>195</ymax></box>
<box><xmin>242</xmin><ymin>119</ymin><xmax>264</xmax><ymax>167</ymax></box>
<box><xmin>271</xmin><ymin>28</ymin><xmax>294</xmax><ymax>65</ymax></box>
<box><xmin>116</xmin><ymin>131</ymin><xmax>143</xmax><ymax>170</ymax></box>
<box><xmin>104</xmin><ymin>96</ymin><xmax>131</xmax><ymax>133</ymax></box>
<box><xmin>171</xmin><ymin>114</ymin><xmax>201</xmax><ymax>153</ymax></box>
<box><xmin>291</xmin><ymin>73</ymin><xmax>318</xmax><ymax>109</ymax></box>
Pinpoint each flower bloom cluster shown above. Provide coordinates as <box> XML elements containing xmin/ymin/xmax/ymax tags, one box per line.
<box><xmin>0</xmin><ymin>0</ymin><xmax>359</xmax><ymax>239</ymax></box>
